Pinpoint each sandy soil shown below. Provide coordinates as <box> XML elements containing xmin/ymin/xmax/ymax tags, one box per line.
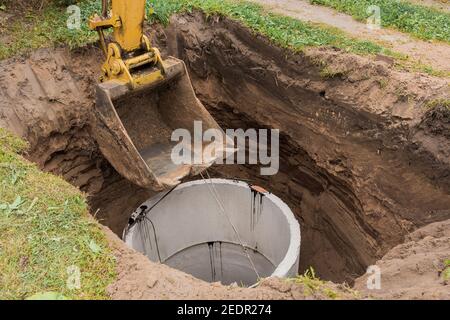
<box><xmin>354</xmin><ymin>219</ymin><xmax>450</xmax><ymax>299</ymax></box>
<box><xmin>250</xmin><ymin>0</ymin><xmax>450</xmax><ymax>73</ymax></box>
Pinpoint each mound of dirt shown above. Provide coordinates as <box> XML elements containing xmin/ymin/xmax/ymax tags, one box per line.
<box><xmin>354</xmin><ymin>219</ymin><xmax>450</xmax><ymax>300</ymax></box>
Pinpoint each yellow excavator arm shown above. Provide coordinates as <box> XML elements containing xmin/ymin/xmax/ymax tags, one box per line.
<box><xmin>89</xmin><ymin>0</ymin><xmax>165</xmax><ymax>88</ymax></box>
<box><xmin>87</xmin><ymin>0</ymin><xmax>227</xmax><ymax>191</ymax></box>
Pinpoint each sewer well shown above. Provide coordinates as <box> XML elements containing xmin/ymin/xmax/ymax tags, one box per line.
<box><xmin>123</xmin><ymin>179</ymin><xmax>301</xmax><ymax>286</ymax></box>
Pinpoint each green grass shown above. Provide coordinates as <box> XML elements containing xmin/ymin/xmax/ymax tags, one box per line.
<box><xmin>152</xmin><ymin>0</ymin><xmax>450</xmax><ymax>74</ymax></box>
<box><xmin>0</xmin><ymin>0</ymin><xmax>395</xmax><ymax>60</ymax></box>
<box><xmin>310</xmin><ymin>0</ymin><xmax>450</xmax><ymax>43</ymax></box>
<box><xmin>0</xmin><ymin>0</ymin><xmax>446</xmax><ymax>75</ymax></box>
<box><xmin>443</xmin><ymin>259</ymin><xmax>450</xmax><ymax>281</ymax></box>
<box><xmin>0</xmin><ymin>128</ymin><xmax>116</xmax><ymax>300</ymax></box>
<box><xmin>148</xmin><ymin>0</ymin><xmax>394</xmax><ymax>56</ymax></box>
<box><xmin>0</xmin><ymin>1</ymin><xmax>101</xmax><ymax>59</ymax></box>
<box><xmin>426</xmin><ymin>98</ymin><xmax>450</xmax><ymax>110</ymax></box>
<box><xmin>290</xmin><ymin>267</ymin><xmax>359</xmax><ymax>299</ymax></box>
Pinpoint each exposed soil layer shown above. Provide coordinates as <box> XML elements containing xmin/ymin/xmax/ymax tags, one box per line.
<box><xmin>355</xmin><ymin>219</ymin><xmax>450</xmax><ymax>299</ymax></box>
<box><xmin>0</xmin><ymin>12</ymin><xmax>449</xmax><ymax>292</ymax></box>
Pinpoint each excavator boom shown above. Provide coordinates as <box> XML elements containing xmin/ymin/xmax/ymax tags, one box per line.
<box><xmin>89</xmin><ymin>0</ymin><xmax>225</xmax><ymax>190</ymax></box>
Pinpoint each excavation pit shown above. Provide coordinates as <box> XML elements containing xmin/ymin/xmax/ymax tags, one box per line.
<box><xmin>1</xmin><ymin>11</ymin><xmax>449</xmax><ymax>286</ymax></box>
<box><xmin>123</xmin><ymin>179</ymin><xmax>301</xmax><ymax>286</ymax></box>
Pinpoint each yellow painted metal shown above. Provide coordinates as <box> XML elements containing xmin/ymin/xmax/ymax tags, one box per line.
<box><xmin>88</xmin><ymin>0</ymin><xmax>164</xmax><ymax>88</ymax></box>
<box><xmin>89</xmin><ymin>0</ymin><xmax>145</xmax><ymax>52</ymax></box>
<box><xmin>111</xmin><ymin>0</ymin><xmax>146</xmax><ymax>52</ymax></box>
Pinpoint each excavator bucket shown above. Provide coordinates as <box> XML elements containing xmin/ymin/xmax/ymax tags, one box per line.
<box><xmin>92</xmin><ymin>57</ymin><xmax>226</xmax><ymax>190</ymax></box>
